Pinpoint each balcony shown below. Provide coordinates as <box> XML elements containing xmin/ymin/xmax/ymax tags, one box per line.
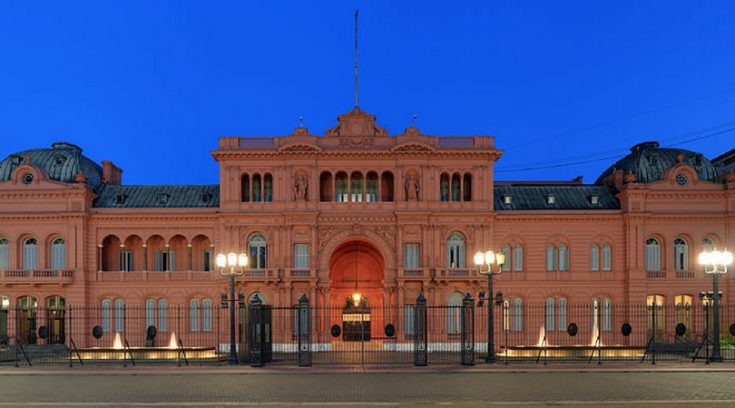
<box><xmin>1</xmin><ymin>269</ymin><xmax>75</xmax><ymax>286</ymax></box>
<box><xmin>94</xmin><ymin>269</ymin><xmax>281</xmax><ymax>283</ymax></box>
<box><xmin>402</xmin><ymin>268</ymin><xmax>425</xmax><ymax>277</ymax></box>
<box><xmin>676</xmin><ymin>270</ymin><xmax>695</xmax><ymax>279</ymax></box>
<box><xmin>439</xmin><ymin>268</ymin><xmax>471</xmax><ymax>277</ymax></box>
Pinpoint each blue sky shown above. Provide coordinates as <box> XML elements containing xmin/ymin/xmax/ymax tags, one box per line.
<box><xmin>1</xmin><ymin>1</ymin><xmax>734</xmax><ymax>185</ymax></box>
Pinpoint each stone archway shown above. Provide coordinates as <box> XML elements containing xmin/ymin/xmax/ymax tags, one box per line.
<box><xmin>328</xmin><ymin>239</ymin><xmax>385</xmax><ymax>342</ymax></box>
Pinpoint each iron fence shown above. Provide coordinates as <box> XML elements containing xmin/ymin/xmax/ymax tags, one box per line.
<box><xmin>1</xmin><ymin>297</ymin><xmax>734</xmax><ymax>367</ymax></box>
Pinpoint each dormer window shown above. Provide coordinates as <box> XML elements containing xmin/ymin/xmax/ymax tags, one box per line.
<box><xmin>546</xmin><ymin>194</ymin><xmax>556</xmax><ymax>205</ymax></box>
<box><xmin>648</xmin><ymin>154</ymin><xmax>658</xmax><ymax>166</ymax></box>
<box><xmin>201</xmin><ymin>193</ymin><xmax>213</xmax><ymax>204</ymax></box>
<box><xmin>54</xmin><ymin>155</ymin><xmax>66</xmax><ymax>165</ymax></box>
<box><xmin>157</xmin><ymin>193</ymin><xmax>170</xmax><ymax>205</ymax></box>
<box><xmin>590</xmin><ymin>195</ymin><xmax>599</xmax><ymax>205</ymax></box>
<box><xmin>114</xmin><ymin>194</ymin><xmax>127</xmax><ymax>205</ymax></box>
<box><xmin>21</xmin><ymin>173</ymin><xmax>34</xmax><ymax>185</ymax></box>
<box><xmin>503</xmin><ymin>195</ymin><xmax>512</xmax><ymax>204</ymax></box>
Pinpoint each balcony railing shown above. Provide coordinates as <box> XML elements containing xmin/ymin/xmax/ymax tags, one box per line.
<box><xmin>676</xmin><ymin>270</ymin><xmax>695</xmax><ymax>279</ymax></box>
<box><xmin>95</xmin><ymin>269</ymin><xmax>281</xmax><ymax>282</ymax></box>
<box><xmin>646</xmin><ymin>270</ymin><xmax>666</xmax><ymax>279</ymax></box>
<box><xmin>440</xmin><ymin>268</ymin><xmax>470</xmax><ymax>277</ymax></box>
<box><xmin>402</xmin><ymin>268</ymin><xmax>425</xmax><ymax>277</ymax></box>
<box><xmin>1</xmin><ymin>269</ymin><xmax>75</xmax><ymax>284</ymax></box>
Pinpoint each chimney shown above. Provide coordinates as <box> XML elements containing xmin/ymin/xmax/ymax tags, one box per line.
<box><xmin>101</xmin><ymin>160</ymin><xmax>123</xmax><ymax>185</ymax></box>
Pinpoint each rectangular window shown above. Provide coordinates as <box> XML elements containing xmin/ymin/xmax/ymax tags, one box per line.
<box><xmin>202</xmin><ymin>251</ymin><xmax>212</xmax><ymax>272</ymax></box>
<box><xmin>293</xmin><ymin>244</ymin><xmax>310</xmax><ymax>269</ymax></box>
<box><xmin>0</xmin><ymin>242</ymin><xmax>8</xmax><ymax>270</ymax></box>
<box><xmin>156</xmin><ymin>251</ymin><xmax>175</xmax><ymax>271</ymax></box>
<box><xmin>121</xmin><ymin>251</ymin><xmax>133</xmax><ymax>272</ymax></box>
<box><xmin>403</xmin><ymin>244</ymin><xmax>420</xmax><ymax>269</ymax></box>
<box><xmin>403</xmin><ymin>305</ymin><xmax>416</xmax><ymax>335</ymax></box>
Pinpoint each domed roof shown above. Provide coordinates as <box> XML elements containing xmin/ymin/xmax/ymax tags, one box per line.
<box><xmin>0</xmin><ymin>142</ymin><xmax>104</xmax><ymax>189</ymax></box>
<box><xmin>596</xmin><ymin>141</ymin><xmax>720</xmax><ymax>184</ymax></box>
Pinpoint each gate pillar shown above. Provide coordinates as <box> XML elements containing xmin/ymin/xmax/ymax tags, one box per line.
<box><xmin>414</xmin><ymin>293</ymin><xmax>428</xmax><ymax>366</ymax></box>
<box><xmin>297</xmin><ymin>294</ymin><xmax>311</xmax><ymax>367</ymax></box>
<box><xmin>461</xmin><ymin>292</ymin><xmax>475</xmax><ymax>366</ymax></box>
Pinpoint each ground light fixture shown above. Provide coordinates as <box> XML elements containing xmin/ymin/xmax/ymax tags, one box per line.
<box><xmin>474</xmin><ymin>249</ymin><xmax>505</xmax><ymax>363</ymax></box>
<box><xmin>698</xmin><ymin>248</ymin><xmax>733</xmax><ymax>362</ymax></box>
<box><xmin>216</xmin><ymin>251</ymin><xmax>248</xmax><ymax>365</ymax></box>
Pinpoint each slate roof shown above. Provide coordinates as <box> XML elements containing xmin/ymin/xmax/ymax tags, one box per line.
<box><xmin>94</xmin><ymin>185</ymin><xmax>220</xmax><ymax>208</ymax></box>
<box><xmin>494</xmin><ymin>185</ymin><xmax>619</xmax><ymax>211</ymax></box>
<box><xmin>0</xmin><ymin>142</ymin><xmax>104</xmax><ymax>190</ymax></box>
<box><xmin>596</xmin><ymin>141</ymin><xmax>720</xmax><ymax>184</ymax></box>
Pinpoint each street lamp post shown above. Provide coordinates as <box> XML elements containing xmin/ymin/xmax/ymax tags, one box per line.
<box><xmin>698</xmin><ymin>248</ymin><xmax>733</xmax><ymax>363</ymax></box>
<box><xmin>474</xmin><ymin>249</ymin><xmax>506</xmax><ymax>364</ymax></box>
<box><xmin>216</xmin><ymin>251</ymin><xmax>248</xmax><ymax>365</ymax></box>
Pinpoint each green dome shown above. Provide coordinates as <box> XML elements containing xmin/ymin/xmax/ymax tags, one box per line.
<box><xmin>0</xmin><ymin>142</ymin><xmax>103</xmax><ymax>190</ymax></box>
<box><xmin>596</xmin><ymin>141</ymin><xmax>720</xmax><ymax>184</ymax></box>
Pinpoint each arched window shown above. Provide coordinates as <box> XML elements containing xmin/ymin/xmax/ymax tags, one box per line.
<box><xmin>446</xmin><ymin>232</ymin><xmax>466</xmax><ymax>268</ymax></box>
<box><xmin>241</xmin><ymin>174</ymin><xmax>250</xmax><ymax>202</ymax></box>
<box><xmin>263</xmin><ymin>174</ymin><xmax>273</xmax><ymax>202</ymax></box>
<box><xmin>440</xmin><ymin>173</ymin><xmax>449</xmax><ymax>202</ymax></box>
<box><xmin>366</xmin><ymin>172</ymin><xmax>378</xmax><ymax>202</ymax></box>
<box><xmin>380</xmin><ymin>172</ymin><xmax>394</xmax><ymax>202</ymax></box>
<box><xmin>335</xmin><ymin>172</ymin><xmax>348</xmax><ymax>202</ymax></box>
<box><xmin>675</xmin><ymin>294</ymin><xmax>693</xmax><ymax>340</ymax></box>
<box><xmin>546</xmin><ymin>245</ymin><xmax>556</xmax><ymax>272</ymax></box>
<box><xmin>558</xmin><ymin>298</ymin><xmax>567</xmax><ymax>331</ymax></box>
<box><xmin>202</xmin><ymin>299</ymin><xmax>212</xmax><ymax>332</ymax></box>
<box><xmin>447</xmin><ymin>292</ymin><xmax>464</xmax><ymax>334</ymax></box>
<box><xmin>602</xmin><ymin>244</ymin><xmax>612</xmax><ymax>271</ymax></box>
<box><xmin>646</xmin><ymin>294</ymin><xmax>666</xmax><ymax>340</ymax></box>
<box><xmin>502</xmin><ymin>300</ymin><xmax>510</xmax><ymax>331</ymax></box>
<box><xmin>114</xmin><ymin>299</ymin><xmax>125</xmax><ymax>332</ymax></box>
<box><xmin>248</xmin><ymin>234</ymin><xmax>267</xmax><ymax>269</ymax></box>
<box><xmin>513</xmin><ymin>244</ymin><xmax>523</xmax><ymax>272</ymax></box>
<box><xmin>158</xmin><ymin>298</ymin><xmax>168</xmax><ymax>332</ymax></box>
<box><xmin>545</xmin><ymin>298</ymin><xmax>555</xmax><ymax>331</ymax></box>
<box><xmin>462</xmin><ymin>173</ymin><xmax>472</xmax><ymax>201</ymax></box>
<box><xmin>501</xmin><ymin>244</ymin><xmax>511</xmax><ymax>272</ymax></box>
<box><xmin>0</xmin><ymin>238</ymin><xmax>8</xmax><ymax>270</ymax></box>
<box><xmin>319</xmin><ymin>172</ymin><xmax>333</xmax><ymax>202</ymax></box>
<box><xmin>350</xmin><ymin>171</ymin><xmax>363</xmax><ymax>202</ymax></box>
<box><xmin>252</xmin><ymin>174</ymin><xmax>262</xmax><ymax>202</ymax></box>
<box><xmin>602</xmin><ymin>298</ymin><xmax>612</xmax><ymax>332</ymax></box>
<box><xmin>558</xmin><ymin>244</ymin><xmax>569</xmax><ymax>271</ymax></box>
<box><xmin>702</xmin><ymin>237</ymin><xmax>715</xmax><ymax>252</ymax></box>
<box><xmin>145</xmin><ymin>298</ymin><xmax>155</xmax><ymax>328</ymax></box>
<box><xmin>451</xmin><ymin>173</ymin><xmax>461</xmax><ymax>202</ymax></box>
<box><xmin>512</xmin><ymin>298</ymin><xmax>523</xmax><ymax>332</ymax></box>
<box><xmin>101</xmin><ymin>299</ymin><xmax>112</xmax><ymax>333</ymax></box>
<box><xmin>23</xmin><ymin>238</ymin><xmax>37</xmax><ymax>270</ymax></box>
<box><xmin>590</xmin><ymin>244</ymin><xmax>600</xmax><ymax>271</ymax></box>
<box><xmin>645</xmin><ymin>238</ymin><xmax>661</xmax><ymax>271</ymax></box>
<box><xmin>674</xmin><ymin>238</ymin><xmax>688</xmax><ymax>271</ymax></box>
<box><xmin>190</xmin><ymin>299</ymin><xmax>200</xmax><ymax>332</ymax></box>
<box><xmin>50</xmin><ymin>237</ymin><xmax>66</xmax><ymax>270</ymax></box>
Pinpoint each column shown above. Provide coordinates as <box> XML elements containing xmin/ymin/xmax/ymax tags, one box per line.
<box><xmin>142</xmin><ymin>243</ymin><xmax>148</xmax><ymax>272</ymax></box>
<box><xmin>97</xmin><ymin>244</ymin><xmax>103</xmax><ymax>272</ymax></box>
<box><xmin>187</xmin><ymin>243</ymin><xmax>193</xmax><ymax>271</ymax></box>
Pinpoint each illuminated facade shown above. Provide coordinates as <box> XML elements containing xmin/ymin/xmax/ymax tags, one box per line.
<box><xmin>0</xmin><ymin>108</ymin><xmax>733</xmax><ymax>345</ymax></box>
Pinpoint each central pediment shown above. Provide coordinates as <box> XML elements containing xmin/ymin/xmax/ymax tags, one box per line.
<box><xmin>324</xmin><ymin>108</ymin><xmax>388</xmax><ymax>137</ymax></box>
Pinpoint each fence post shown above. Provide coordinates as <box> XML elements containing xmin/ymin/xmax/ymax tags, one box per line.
<box><xmin>414</xmin><ymin>293</ymin><xmax>428</xmax><ymax>366</ymax></box>
<box><xmin>461</xmin><ymin>293</ymin><xmax>475</xmax><ymax>366</ymax></box>
<box><xmin>298</xmin><ymin>294</ymin><xmax>311</xmax><ymax>367</ymax></box>
<box><xmin>248</xmin><ymin>294</ymin><xmax>264</xmax><ymax>367</ymax></box>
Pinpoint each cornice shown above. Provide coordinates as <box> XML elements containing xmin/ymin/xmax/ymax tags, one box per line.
<box><xmin>212</xmin><ymin>150</ymin><xmax>499</xmax><ymax>160</ymax></box>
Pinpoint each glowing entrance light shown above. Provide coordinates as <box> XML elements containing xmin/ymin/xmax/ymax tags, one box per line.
<box><xmin>352</xmin><ymin>292</ymin><xmax>362</xmax><ymax>307</ymax></box>
<box><xmin>112</xmin><ymin>332</ymin><xmax>123</xmax><ymax>349</ymax></box>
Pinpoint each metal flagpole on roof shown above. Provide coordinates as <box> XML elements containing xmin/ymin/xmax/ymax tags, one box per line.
<box><xmin>354</xmin><ymin>9</ymin><xmax>359</xmax><ymax>109</ymax></box>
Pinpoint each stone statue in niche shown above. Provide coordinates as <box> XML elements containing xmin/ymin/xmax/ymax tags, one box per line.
<box><xmin>293</xmin><ymin>174</ymin><xmax>308</xmax><ymax>201</ymax></box>
<box><xmin>405</xmin><ymin>174</ymin><xmax>420</xmax><ymax>201</ymax></box>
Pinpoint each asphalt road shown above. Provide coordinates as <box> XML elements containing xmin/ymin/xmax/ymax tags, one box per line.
<box><xmin>0</xmin><ymin>369</ymin><xmax>734</xmax><ymax>407</ymax></box>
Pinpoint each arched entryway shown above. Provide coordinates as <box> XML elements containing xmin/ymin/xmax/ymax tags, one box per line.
<box><xmin>329</xmin><ymin>240</ymin><xmax>384</xmax><ymax>342</ymax></box>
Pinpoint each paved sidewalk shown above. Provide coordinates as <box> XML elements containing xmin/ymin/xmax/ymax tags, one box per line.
<box><xmin>1</xmin><ymin>368</ymin><xmax>735</xmax><ymax>407</ymax></box>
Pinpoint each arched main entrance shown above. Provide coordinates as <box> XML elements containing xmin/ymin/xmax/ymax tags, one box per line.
<box><xmin>329</xmin><ymin>240</ymin><xmax>384</xmax><ymax>342</ymax></box>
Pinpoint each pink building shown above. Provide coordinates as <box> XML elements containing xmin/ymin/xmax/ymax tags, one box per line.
<box><xmin>0</xmin><ymin>107</ymin><xmax>733</xmax><ymax>350</ymax></box>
